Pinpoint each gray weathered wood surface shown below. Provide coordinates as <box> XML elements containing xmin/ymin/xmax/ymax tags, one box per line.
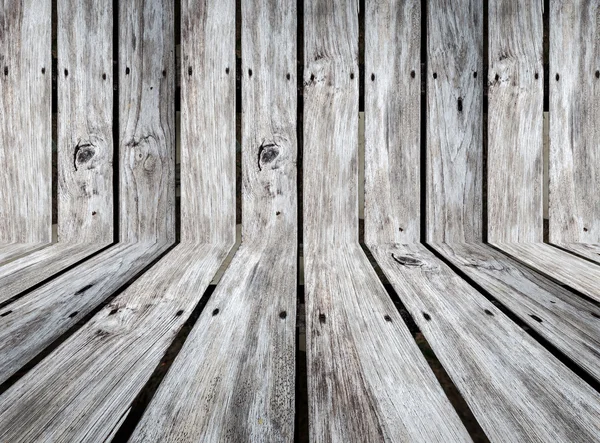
<box><xmin>487</xmin><ymin>0</ymin><xmax>543</xmax><ymax>243</ymax></box>
<box><xmin>370</xmin><ymin>243</ymin><xmax>600</xmax><ymax>442</ymax></box>
<box><xmin>0</xmin><ymin>0</ymin><xmax>51</xmax><ymax>243</ymax></box>
<box><xmin>179</xmin><ymin>0</ymin><xmax>235</xmax><ymax>244</ymax></box>
<box><xmin>57</xmin><ymin>0</ymin><xmax>113</xmax><ymax>243</ymax></box>
<box><xmin>364</xmin><ymin>0</ymin><xmax>421</xmax><ymax>245</ymax></box>
<box><xmin>119</xmin><ymin>0</ymin><xmax>175</xmax><ymax>243</ymax></box>
<box><xmin>549</xmin><ymin>0</ymin><xmax>600</xmax><ymax>245</ymax></box>
<box><xmin>132</xmin><ymin>1</ymin><xmax>297</xmax><ymax>441</ymax></box>
<box><xmin>304</xmin><ymin>1</ymin><xmax>470</xmax><ymax>441</ymax></box>
<box><xmin>432</xmin><ymin>242</ymin><xmax>600</xmax><ymax>381</ymax></box>
<box><xmin>0</xmin><ymin>243</ymin><xmax>48</xmax><ymax>265</ymax></box>
<box><xmin>426</xmin><ymin>0</ymin><xmax>482</xmax><ymax>244</ymax></box>
<box><xmin>555</xmin><ymin>242</ymin><xmax>600</xmax><ymax>264</ymax></box>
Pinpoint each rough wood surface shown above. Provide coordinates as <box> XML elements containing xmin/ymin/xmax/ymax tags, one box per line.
<box><xmin>180</xmin><ymin>0</ymin><xmax>236</xmax><ymax>244</ymax></box>
<box><xmin>555</xmin><ymin>242</ymin><xmax>600</xmax><ymax>264</ymax></box>
<box><xmin>0</xmin><ymin>243</ymin><xmax>227</xmax><ymax>441</ymax></box>
<box><xmin>0</xmin><ymin>0</ymin><xmax>51</xmax><ymax>243</ymax></box>
<box><xmin>303</xmin><ymin>2</ymin><xmax>470</xmax><ymax>441</ymax></box>
<box><xmin>549</xmin><ymin>0</ymin><xmax>600</xmax><ymax>244</ymax></box>
<box><xmin>426</xmin><ymin>0</ymin><xmax>483</xmax><ymax>243</ymax></box>
<box><xmin>0</xmin><ymin>242</ymin><xmax>170</xmax><ymax>386</ymax></box>
<box><xmin>432</xmin><ymin>242</ymin><xmax>600</xmax><ymax>381</ymax></box>
<box><xmin>494</xmin><ymin>242</ymin><xmax>600</xmax><ymax>303</ymax></box>
<box><xmin>119</xmin><ymin>0</ymin><xmax>175</xmax><ymax>242</ymax></box>
<box><xmin>364</xmin><ymin>0</ymin><xmax>421</xmax><ymax>245</ymax></box>
<box><xmin>370</xmin><ymin>243</ymin><xmax>600</xmax><ymax>442</ymax></box>
<box><xmin>0</xmin><ymin>242</ymin><xmax>109</xmax><ymax>304</ymax></box>
<box><xmin>132</xmin><ymin>1</ymin><xmax>298</xmax><ymax>440</ymax></box>
<box><xmin>0</xmin><ymin>243</ymin><xmax>47</xmax><ymax>265</ymax></box>
<box><xmin>487</xmin><ymin>0</ymin><xmax>544</xmax><ymax>243</ymax></box>
<box><xmin>57</xmin><ymin>0</ymin><xmax>113</xmax><ymax>243</ymax></box>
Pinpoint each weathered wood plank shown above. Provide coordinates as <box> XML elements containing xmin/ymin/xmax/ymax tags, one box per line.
<box><xmin>0</xmin><ymin>241</ymin><xmax>170</xmax><ymax>386</ymax></box>
<box><xmin>131</xmin><ymin>1</ymin><xmax>297</xmax><ymax>439</ymax></box>
<box><xmin>549</xmin><ymin>0</ymin><xmax>600</xmax><ymax>244</ymax></box>
<box><xmin>0</xmin><ymin>243</ymin><xmax>48</xmax><ymax>265</ymax></box>
<box><xmin>364</xmin><ymin>0</ymin><xmax>421</xmax><ymax>245</ymax></box>
<box><xmin>57</xmin><ymin>0</ymin><xmax>113</xmax><ymax>243</ymax></box>
<box><xmin>426</xmin><ymin>0</ymin><xmax>482</xmax><ymax>243</ymax></box>
<box><xmin>303</xmin><ymin>1</ymin><xmax>470</xmax><ymax>440</ymax></box>
<box><xmin>0</xmin><ymin>0</ymin><xmax>51</xmax><ymax>243</ymax></box>
<box><xmin>370</xmin><ymin>243</ymin><xmax>600</xmax><ymax>442</ymax></box>
<box><xmin>555</xmin><ymin>242</ymin><xmax>600</xmax><ymax>264</ymax></box>
<box><xmin>0</xmin><ymin>242</ymin><xmax>109</xmax><ymax>304</ymax></box>
<box><xmin>431</xmin><ymin>242</ymin><xmax>600</xmax><ymax>381</ymax></box>
<box><xmin>487</xmin><ymin>0</ymin><xmax>543</xmax><ymax>243</ymax></box>
<box><xmin>119</xmin><ymin>0</ymin><xmax>175</xmax><ymax>242</ymax></box>
<box><xmin>0</xmin><ymin>243</ymin><xmax>227</xmax><ymax>441</ymax></box>
<box><xmin>493</xmin><ymin>242</ymin><xmax>600</xmax><ymax>303</ymax></box>
<box><xmin>180</xmin><ymin>0</ymin><xmax>236</xmax><ymax>244</ymax></box>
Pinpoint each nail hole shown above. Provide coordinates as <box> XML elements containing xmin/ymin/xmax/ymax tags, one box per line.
<box><xmin>276</xmin><ymin>211</ymin><xmax>281</xmax><ymax>215</ymax></box>
<box><xmin>535</xmin><ymin>72</ymin><xmax>539</xmax><ymax>80</ymax></box>
<box><xmin>41</xmin><ymin>67</ymin><xmax>46</xmax><ymax>74</ymax></box>
<box><xmin>175</xmin><ymin>309</ymin><xmax>184</xmax><ymax>317</ymax></box>
<box><xmin>495</xmin><ymin>74</ymin><xmax>499</xmax><ymax>82</ymax></box>
<box><xmin>212</xmin><ymin>308</ymin><xmax>219</xmax><ymax>316</ymax></box>
<box><xmin>399</xmin><ymin>227</ymin><xmax>404</xmax><ymax>232</ymax></box>
<box><xmin>473</xmin><ymin>71</ymin><xmax>477</xmax><ymax>78</ymax></box>
<box><xmin>457</xmin><ymin>97</ymin><xmax>463</xmax><ymax>112</ymax></box>
<box><xmin>410</xmin><ymin>70</ymin><xmax>416</xmax><ymax>78</ymax></box>
<box><xmin>371</xmin><ymin>73</ymin><xmax>375</xmax><ymax>81</ymax></box>
<box><xmin>248</xmin><ymin>69</ymin><xmax>253</xmax><ymax>77</ymax></box>
<box><xmin>350</xmin><ymin>72</ymin><xmax>355</xmax><ymax>79</ymax></box>
<box><xmin>530</xmin><ymin>314</ymin><xmax>543</xmax><ymax>323</ymax></box>
<box><xmin>102</xmin><ymin>73</ymin><xmax>106</xmax><ymax>80</ymax></box>
<box><xmin>150</xmin><ymin>86</ymin><xmax>153</xmax><ymax>90</ymax></box>
<box><xmin>433</xmin><ymin>72</ymin><xmax>437</xmax><ymax>79</ymax></box>
<box><xmin>423</xmin><ymin>312</ymin><xmax>431</xmax><ymax>321</ymax></box>
<box><xmin>596</xmin><ymin>70</ymin><xmax>600</xmax><ymax>79</ymax></box>
<box><xmin>109</xmin><ymin>308</ymin><xmax>118</xmax><ymax>316</ymax></box>
<box><xmin>126</xmin><ymin>67</ymin><xmax>130</xmax><ymax>75</ymax></box>
<box><xmin>555</xmin><ymin>73</ymin><xmax>560</xmax><ymax>81</ymax></box>
<box><xmin>384</xmin><ymin>315</ymin><xmax>392</xmax><ymax>322</ymax></box>
<box><xmin>3</xmin><ymin>66</ymin><xmax>7</xmax><ymax>75</ymax></box>
<box><xmin>583</xmin><ymin>227</ymin><xmax>588</xmax><ymax>232</ymax></box>
<box><xmin>225</xmin><ymin>67</ymin><xmax>230</xmax><ymax>74</ymax></box>
<box><xmin>68</xmin><ymin>311</ymin><xmax>79</xmax><ymax>318</ymax></box>
<box><xmin>286</xmin><ymin>73</ymin><xmax>290</xmax><ymax>80</ymax></box>
<box><xmin>310</xmin><ymin>74</ymin><xmax>315</xmax><ymax>81</ymax></box>
<box><xmin>0</xmin><ymin>311</ymin><xmax>12</xmax><ymax>317</ymax></box>
<box><xmin>279</xmin><ymin>311</ymin><xmax>287</xmax><ymax>319</ymax></box>
<box><xmin>188</xmin><ymin>66</ymin><xmax>193</xmax><ymax>76</ymax></box>
<box><xmin>319</xmin><ymin>313</ymin><xmax>326</xmax><ymax>324</ymax></box>
<box><xmin>64</xmin><ymin>69</ymin><xmax>69</xmax><ymax>77</ymax></box>
<box><xmin>484</xmin><ymin>309</ymin><xmax>494</xmax><ymax>316</ymax></box>
<box><xmin>162</xmin><ymin>70</ymin><xmax>167</xmax><ymax>77</ymax></box>
<box><xmin>92</xmin><ymin>211</ymin><xmax>97</xmax><ymax>216</ymax></box>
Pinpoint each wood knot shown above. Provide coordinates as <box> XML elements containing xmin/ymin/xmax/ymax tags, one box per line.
<box><xmin>257</xmin><ymin>142</ymin><xmax>280</xmax><ymax>171</ymax></box>
<box><xmin>391</xmin><ymin>253</ymin><xmax>423</xmax><ymax>267</ymax></box>
<box><xmin>74</xmin><ymin>143</ymin><xmax>95</xmax><ymax>171</ymax></box>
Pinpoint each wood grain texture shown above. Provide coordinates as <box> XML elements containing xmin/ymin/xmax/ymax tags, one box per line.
<box><xmin>426</xmin><ymin>0</ymin><xmax>483</xmax><ymax>243</ymax></box>
<box><xmin>57</xmin><ymin>0</ymin><xmax>113</xmax><ymax>243</ymax></box>
<box><xmin>370</xmin><ymin>243</ymin><xmax>600</xmax><ymax>442</ymax></box>
<box><xmin>180</xmin><ymin>0</ymin><xmax>235</xmax><ymax>244</ymax></box>
<box><xmin>487</xmin><ymin>0</ymin><xmax>544</xmax><ymax>243</ymax></box>
<box><xmin>494</xmin><ymin>242</ymin><xmax>600</xmax><ymax>303</ymax></box>
<box><xmin>0</xmin><ymin>241</ymin><xmax>169</xmax><ymax>386</ymax></box>
<box><xmin>432</xmin><ymin>242</ymin><xmax>600</xmax><ymax>381</ymax></box>
<box><xmin>119</xmin><ymin>0</ymin><xmax>175</xmax><ymax>242</ymax></box>
<box><xmin>549</xmin><ymin>0</ymin><xmax>600</xmax><ymax>244</ymax></box>
<box><xmin>0</xmin><ymin>243</ymin><xmax>228</xmax><ymax>442</ymax></box>
<box><xmin>132</xmin><ymin>2</ymin><xmax>297</xmax><ymax>440</ymax></box>
<box><xmin>0</xmin><ymin>0</ymin><xmax>51</xmax><ymax>243</ymax></box>
<box><xmin>0</xmin><ymin>242</ymin><xmax>109</xmax><ymax>304</ymax></box>
<box><xmin>555</xmin><ymin>242</ymin><xmax>600</xmax><ymax>264</ymax></box>
<box><xmin>364</xmin><ymin>0</ymin><xmax>421</xmax><ymax>244</ymax></box>
<box><xmin>0</xmin><ymin>243</ymin><xmax>47</xmax><ymax>265</ymax></box>
<box><xmin>303</xmin><ymin>2</ymin><xmax>470</xmax><ymax>441</ymax></box>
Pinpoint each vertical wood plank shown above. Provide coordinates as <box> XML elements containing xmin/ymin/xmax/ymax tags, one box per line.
<box><xmin>0</xmin><ymin>0</ymin><xmax>51</xmax><ymax>243</ymax></box>
<box><xmin>57</xmin><ymin>0</ymin><xmax>113</xmax><ymax>243</ymax></box>
<box><xmin>488</xmin><ymin>0</ymin><xmax>544</xmax><ymax>243</ymax></box>
<box><xmin>549</xmin><ymin>0</ymin><xmax>600</xmax><ymax>244</ymax></box>
<box><xmin>365</xmin><ymin>0</ymin><xmax>421</xmax><ymax>245</ymax></box>
<box><xmin>426</xmin><ymin>0</ymin><xmax>483</xmax><ymax>244</ymax></box>
<box><xmin>180</xmin><ymin>0</ymin><xmax>236</xmax><ymax>245</ymax></box>
<box><xmin>303</xmin><ymin>0</ymin><xmax>359</xmax><ymax>247</ymax></box>
<box><xmin>119</xmin><ymin>0</ymin><xmax>175</xmax><ymax>242</ymax></box>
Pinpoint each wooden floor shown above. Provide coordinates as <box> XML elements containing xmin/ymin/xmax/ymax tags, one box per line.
<box><xmin>1</xmin><ymin>0</ymin><xmax>599</xmax><ymax>442</ymax></box>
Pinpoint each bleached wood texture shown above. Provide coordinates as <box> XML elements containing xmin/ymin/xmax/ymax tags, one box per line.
<box><xmin>555</xmin><ymin>242</ymin><xmax>600</xmax><ymax>264</ymax></box>
<box><xmin>0</xmin><ymin>243</ymin><xmax>47</xmax><ymax>264</ymax></box>
<box><xmin>180</xmin><ymin>0</ymin><xmax>235</xmax><ymax>244</ymax></box>
<box><xmin>364</xmin><ymin>0</ymin><xmax>421</xmax><ymax>244</ymax></box>
<box><xmin>119</xmin><ymin>0</ymin><xmax>175</xmax><ymax>242</ymax></box>
<box><xmin>303</xmin><ymin>1</ymin><xmax>470</xmax><ymax>441</ymax></box>
<box><xmin>432</xmin><ymin>242</ymin><xmax>600</xmax><ymax>381</ymax></box>
<box><xmin>370</xmin><ymin>243</ymin><xmax>600</xmax><ymax>442</ymax></box>
<box><xmin>487</xmin><ymin>0</ymin><xmax>543</xmax><ymax>243</ymax></box>
<box><xmin>0</xmin><ymin>0</ymin><xmax>51</xmax><ymax>243</ymax></box>
<box><xmin>57</xmin><ymin>0</ymin><xmax>113</xmax><ymax>243</ymax></box>
<box><xmin>549</xmin><ymin>0</ymin><xmax>600</xmax><ymax>244</ymax></box>
<box><xmin>426</xmin><ymin>0</ymin><xmax>482</xmax><ymax>243</ymax></box>
<box><xmin>132</xmin><ymin>1</ymin><xmax>297</xmax><ymax>440</ymax></box>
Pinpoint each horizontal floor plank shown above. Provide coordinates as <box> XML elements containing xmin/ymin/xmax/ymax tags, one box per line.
<box><xmin>0</xmin><ymin>243</ymin><xmax>48</xmax><ymax>265</ymax></box>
